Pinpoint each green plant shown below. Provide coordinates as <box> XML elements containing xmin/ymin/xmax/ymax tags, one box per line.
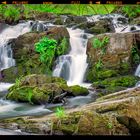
<box><xmin>56</xmin><ymin>37</ymin><xmax>67</xmax><ymax>56</ymax></box>
<box><xmin>35</xmin><ymin>37</ymin><xmax>57</xmax><ymax>69</ymax></box>
<box><xmin>92</xmin><ymin>36</ymin><xmax>109</xmax><ymax>49</ymax></box>
<box><xmin>15</xmin><ymin>75</ymin><xmax>24</xmax><ymax>87</ymax></box>
<box><xmin>95</xmin><ymin>59</ymin><xmax>103</xmax><ymax>70</ymax></box>
<box><xmin>27</xmin><ymin>89</ymin><xmax>33</xmax><ymax>104</ymax></box>
<box><xmin>131</xmin><ymin>46</ymin><xmax>140</xmax><ymax>65</ymax></box>
<box><xmin>92</xmin><ymin>36</ymin><xmax>109</xmax><ymax>55</ymax></box>
<box><xmin>106</xmin><ymin>122</ymin><xmax>113</xmax><ymax>129</ymax></box>
<box><xmin>3</xmin><ymin>5</ymin><xmax>20</xmax><ymax>21</ymax></box>
<box><xmin>55</xmin><ymin>106</ymin><xmax>67</xmax><ymax>119</ymax></box>
<box><xmin>122</xmin><ymin>5</ymin><xmax>140</xmax><ymax>18</ymax></box>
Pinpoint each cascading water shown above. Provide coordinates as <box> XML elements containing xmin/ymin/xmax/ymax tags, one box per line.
<box><xmin>135</xmin><ymin>64</ymin><xmax>140</xmax><ymax>77</ymax></box>
<box><xmin>0</xmin><ymin>22</ymin><xmax>32</xmax><ymax>71</ymax></box>
<box><xmin>87</xmin><ymin>14</ymin><xmax>140</xmax><ymax>33</ymax></box>
<box><xmin>53</xmin><ymin>28</ymin><xmax>93</xmax><ymax>87</ymax></box>
<box><xmin>135</xmin><ymin>65</ymin><xmax>140</xmax><ymax>87</ymax></box>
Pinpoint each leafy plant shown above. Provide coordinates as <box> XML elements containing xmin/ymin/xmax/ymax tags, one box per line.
<box><xmin>27</xmin><ymin>89</ymin><xmax>33</xmax><ymax>104</ymax></box>
<box><xmin>35</xmin><ymin>37</ymin><xmax>57</xmax><ymax>69</ymax></box>
<box><xmin>131</xmin><ymin>46</ymin><xmax>140</xmax><ymax>65</ymax></box>
<box><xmin>106</xmin><ymin>122</ymin><xmax>113</xmax><ymax>129</ymax></box>
<box><xmin>3</xmin><ymin>5</ymin><xmax>20</xmax><ymax>21</ymax></box>
<box><xmin>55</xmin><ymin>106</ymin><xmax>67</xmax><ymax>119</ymax></box>
<box><xmin>92</xmin><ymin>36</ymin><xmax>109</xmax><ymax>49</ymax></box>
<box><xmin>95</xmin><ymin>59</ymin><xmax>103</xmax><ymax>70</ymax></box>
<box><xmin>122</xmin><ymin>5</ymin><xmax>140</xmax><ymax>18</ymax></box>
<box><xmin>56</xmin><ymin>37</ymin><xmax>67</xmax><ymax>56</ymax></box>
<box><xmin>92</xmin><ymin>36</ymin><xmax>109</xmax><ymax>55</ymax></box>
<box><xmin>15</xmin><ymin>75</ymin><xmax>24</xmax><ymax>87</ymax></box>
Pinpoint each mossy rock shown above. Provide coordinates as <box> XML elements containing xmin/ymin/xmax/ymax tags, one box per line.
<box><xmin>19</xmin><ymin>74</ymin><xmax>67</xmax><ymax>87</ymax></box>
<box><xmin>94</xmin><ymin>75</ymin><xmax>139</xmax><ymax>88</ymax></box>
<box><xmin>7</xmin><ymin>74</ymin><xmax>68</xmax><ymax>104</ymax></box>
<box><xmin>86</xmin><ymin>68</ymin><xmax>118</xmax><ymax>82</ymax></box>
<box><xmin>119</xmin><ymin>62</ymin><xmax>132</xmax><ymax>75</ymax></box>
<box><xmin>6</xmin><ymin>86</ymin><xmax>49</xmax><ymax>104</ymax></box>
<box><xmin>69</xmin><ymin>85</ymin><xmax>89</xmax><ymax>96</ymax></box>
<box><xmin>7</xmin><ymin>74</ymin><xmax>89</xmax><ymax>104</ymax></box>
<box><xmin>93</xmin><ymin>75</ymin><xmax>140</xmax><ymax>97</ymax></box>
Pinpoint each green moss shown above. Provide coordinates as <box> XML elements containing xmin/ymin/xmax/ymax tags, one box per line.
<box><xmin>86</xmin><ymin>68</ymin><xmax>118</xmax><ymax>82</ymax></box>
<box><xmin>120</xmin><ymin>62</ymin><xmax>131</xmax><ymax>75</ymax></box>
<box><xmin>90</xmin><ymin>27</ymin><xmax>107</xmax><ymax>34</ymax></box>
<box><xmin>94</xmin><ymin>75</ymin><xmax>139</xmax><ymax>87</ymax></box>
<box><xmin>93</xmin><ymin>75</ymin><xmax>140</xmax><ymax>97</ymax></box>
<box><xmin>6</xmin><ymin>86</ymin><xmax>49</xmax><ymax>104</ymax></box>
<box><xmin>69</xmin><ymin>85</ymin><xmax>89</xmax><ymax>96</ymax></box>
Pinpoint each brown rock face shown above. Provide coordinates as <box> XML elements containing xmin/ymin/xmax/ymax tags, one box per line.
<box><xmin>86</xmin><ymin>32</ymin><xmax>140</xmax><ymax>95</ymax></box>
<box><xmin>87</xmin><ymin>32</ymin><xmax>140</xmax><ymax>75</ymax></box>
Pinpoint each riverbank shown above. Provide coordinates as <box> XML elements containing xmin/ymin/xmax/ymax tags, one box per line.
<box><xmin>0</xmin><ymin>86</ymin><xmax>140</xmax><ymax>135</ymax></box>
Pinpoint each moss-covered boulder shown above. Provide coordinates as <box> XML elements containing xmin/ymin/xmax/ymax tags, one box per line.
<box><xmin>6</xmin><ymin>75</ymin><xmax>67</xmax><ymax>104</ymax></box>
<box><xmin>86</xmin><ymin>68</ymin><xmax>119</xmax><ymax>82</ymax></box>
<box><xmin>6</xmin><ymin>74</ymin><xmax>89</xmax><ymax>104</ymax></box>
<box><xmin>69</xmin><ymin>85</ymin><xmax>89</xmax><ymax>96</ymax></box>
<box><xmin>93</xmin><ymin>75</ymin><xmax>140</xmax><ymax>96</ymax></box>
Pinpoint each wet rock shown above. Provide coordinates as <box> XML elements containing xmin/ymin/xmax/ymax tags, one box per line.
<box><xmin>6</xmin><ymin>74</ymin><xmax>89</xmax><ymax>104</ymax></box>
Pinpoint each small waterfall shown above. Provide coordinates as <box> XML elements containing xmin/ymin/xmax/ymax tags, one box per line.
<box><xmin>135</xmin><ymin>64</ymin><xmax>140</xmax><ymax>77</ymax></box>
<box><xmin>135</xmin><ymin>64</ymin><xmax>140</xmax><ymax>87</ymax></box>
<box><xmin>53</xmin><ymin>28</ymin><xmax>92</xmax><ymax>86</ymax></box>
<box><xmin>0</xmin><ymin>21</ymin><xmax>32</xmax><ymax>71</ymax></box>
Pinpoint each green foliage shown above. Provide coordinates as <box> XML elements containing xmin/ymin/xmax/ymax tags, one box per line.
<box><xmin>15</xmin><ymin>75</ymin><xmax>24</xmax><ymax>87</ymax></box>
<box><xmin>0</xmin><ymin>4</ymin><xmax>116</xmax><ymax>19</ymax></box>
<box><xmin>92</xmin><ymin>36</ymin><xmax>109</xmax><ymax>55</ymax></box>
<box><xmin>94</xmin><ymin>75</ymin><xmax>139</xmax><ymax>88</ymax></box>
<box><xmin>92</xmin><ymin>36</ymin><xmax>109</xmax><ymax>49</ymax></box>
<box><xmin>56</xmin><ymin>37</ymin><xmax>67</xmax><ymax>56</ymax></box>
<box><xmin>27</xmin><ymin>89</ymin><xmax>33</xmax><ymax>104</ymax></box>
<box><xmin>35</xmin><ymin>37</ymin><xmax>57</xmax><ymax>69</ymax></box>
<box><xmin>2</xmin><ymin>5</ymin><xmax>20</xmax><ymax>21</ymax></box>
<box><xmin>122</xmin><ymin>5</ymin><xmax>140</xmax><ymax>18</ymax></box>
<box><xmin>95</xmin><ymin>59</ymin><xmax>103</xmax><ymax>70</ymax></box>
<box><xmin>106</xmin><ymin>122</ymin><xmax>113</xmax><ymax>129</ymax></box>
<box><xmin>55</xmin><ymin>107</ymin><xmax>67</xmax><ymax>119</ymax></box>
<box><xmin>131</xmin><ymin>46</ymin><xmax>140</xmax><ymax>65</ymax></box>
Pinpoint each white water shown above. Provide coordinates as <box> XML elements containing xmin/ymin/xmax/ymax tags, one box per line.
<box><xmin>0</xmin><ymin>83</ymin><xmax>14</xmax><ymax>92</ymax></box>
<box><xmin>87</xmin><ymin>14</ymin><xmax>140</xmax><ymax>33</ymax></box>
<box><xmin>135</xmin><ymin>64</ymin><xmax>140</xmax><ymax>77</ymax></box>
<box><xmin>53</xmin><ymin>28</ymin><xmax>92</xmax><ymax>87</ymax></box>
<box><xmin>0</xmin><ymin>22</ymin><xmax>32</xmax><ymax>71</ymax></box>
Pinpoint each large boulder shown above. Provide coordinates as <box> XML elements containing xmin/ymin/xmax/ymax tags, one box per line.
<box><xmin>1</xmin><ymin>27</ymin><xmax>70</xmax><ymax>83</ymax></box>
<box><xmin>6</xmin><ymin>74</ymin><xmax>89</xmax><ymax>104</ymax></box>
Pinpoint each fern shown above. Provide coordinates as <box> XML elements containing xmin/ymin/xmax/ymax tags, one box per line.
<box><xmin>35</xmin><ymin>37</ymin><xmax>57</xmax><ymax>69</ymax></box>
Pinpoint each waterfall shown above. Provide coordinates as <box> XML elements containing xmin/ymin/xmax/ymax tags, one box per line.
<box><xmin>135</xmin><ymin>64</ymin><xmax>140</xmax><ymax>77</ymax></box>
<box><xmin>0</xmin><ymin>22</ymin><xmax>32</xmax><ymax>72</ymax></box>
<box><xmin>53</xmin><ymin>28</ymin><xmax>92</xmax><ymax>86</ymax></box>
